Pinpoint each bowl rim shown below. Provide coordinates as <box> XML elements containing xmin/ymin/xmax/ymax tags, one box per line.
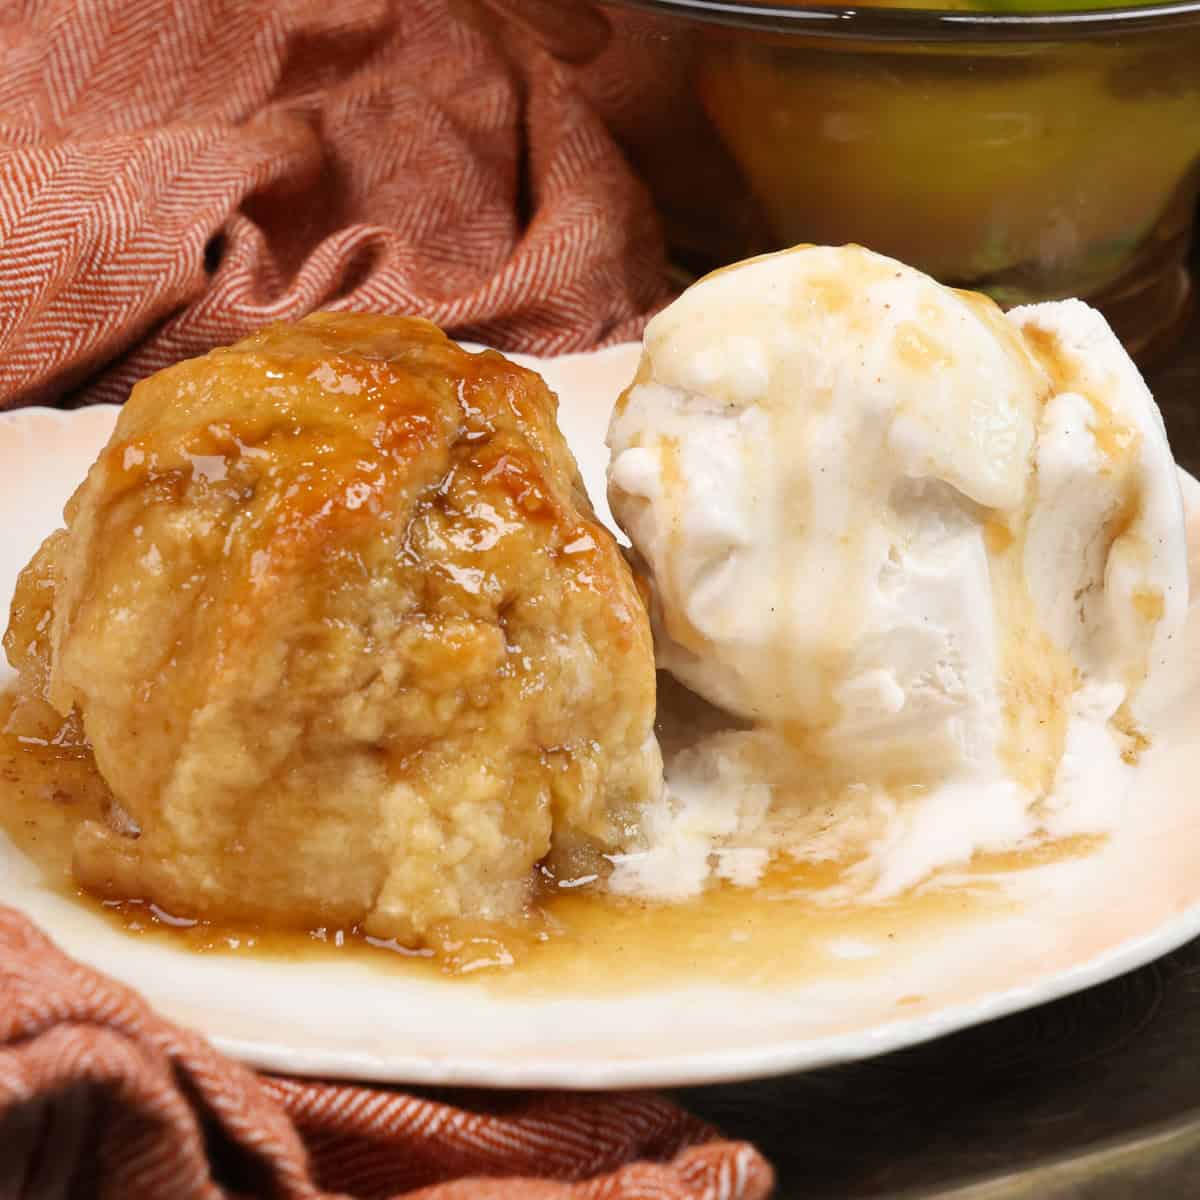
<box><xmin>605</xmin><ymin>0</ymin><xmax>1200</xmax><ymax>41</ymax></box>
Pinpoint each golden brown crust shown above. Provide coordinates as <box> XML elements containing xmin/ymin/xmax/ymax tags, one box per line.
<box><xmin>7</xmin><ymin>314</ymin><xmax>660</xmax><ymax>942</ymax></box>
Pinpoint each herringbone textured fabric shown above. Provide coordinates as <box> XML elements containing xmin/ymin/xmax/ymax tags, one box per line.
<box><xmin>0</xmin><ymin>0</ymin><xmax>670</xmax><ymax>411</ymax></box>
<box><xmin>0</xmin><ymin>911</ymin><xmax>773</xmax><ymax>1199</ymax></box>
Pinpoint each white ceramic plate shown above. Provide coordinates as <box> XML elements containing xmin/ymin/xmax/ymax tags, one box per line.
<box><xmin>3</xmin><ymin>343</ymin><xmax>1200</xmax><ymax>1090</ymax></box>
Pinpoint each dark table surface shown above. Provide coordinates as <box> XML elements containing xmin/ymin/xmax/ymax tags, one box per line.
<box><xmin>672</xmin><ymin>289</ymin><xmax>1200</xmax><ymax>1200</ymax></box>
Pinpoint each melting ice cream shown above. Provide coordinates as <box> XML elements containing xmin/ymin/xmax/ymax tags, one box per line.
<box><xmin>606</xmin><ymin>244</ymin><xmax>1188</xmax><ymax>899</ymax></box>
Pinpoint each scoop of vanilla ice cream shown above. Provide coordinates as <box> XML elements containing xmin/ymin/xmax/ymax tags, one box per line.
<box><xmin>1010</xmin><ymin>298</ymin><xmax>1187</xmax><ymax>712</ymax></box>
<box><xmin>607</xmin><ymin>245</ymin><xmax>1187</xmax><ymax>867</ymax></box>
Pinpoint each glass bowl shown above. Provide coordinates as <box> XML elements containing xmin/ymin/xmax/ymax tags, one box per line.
<box><xmin>596</xmin><ymin>0</ymin><xmax>1200</xmax><ymax>357</ymax></box>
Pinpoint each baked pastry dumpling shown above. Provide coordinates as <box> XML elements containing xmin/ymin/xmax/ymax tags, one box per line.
<box><xmin>5</xmin><ymin>314</ymin><xmax>661</xmax><ymax>943</ymax></box>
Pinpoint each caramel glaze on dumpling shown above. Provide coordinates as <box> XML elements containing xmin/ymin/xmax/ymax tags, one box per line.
<box><xmin>4</xmin><ymin>314</ymin><xmax>661</xmax><ymax>945</ymax></box>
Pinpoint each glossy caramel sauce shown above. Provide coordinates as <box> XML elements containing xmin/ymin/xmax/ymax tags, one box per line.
<box><xmin>1023</xmin><ymin>323</ymin><xmax>1140</xmax><ymax>472</ymax></box>
<box><xmin>5</xmin><ymin>314</ymin><xmax>661</xmax><ymax>948</ymax></box>
<box><xmin>0</xmin><ymin>685</ymin><xmax>1106</xmax><ymax>996</ymax></box>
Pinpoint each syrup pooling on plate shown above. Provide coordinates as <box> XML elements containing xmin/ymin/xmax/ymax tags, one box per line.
<box><xmin>2</xmin><ymin>683</ymin><xmax>1103</xmax><ymax>998</ymax></box>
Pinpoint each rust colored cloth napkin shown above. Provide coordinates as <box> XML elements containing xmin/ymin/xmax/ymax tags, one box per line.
<box><xmin>0</xmin><ymin>910</ymin><xmax>773</xmax><ymax>1199</ymax></box>
<box><xmin>0</xmin><ymin>0</ymin><xmax>670</xmax><ymax>410</ymax></box>
<box><xmin>0</xmin><ymin>1</ymin><xmax>770</xmax><ymax>1196</ymax></box>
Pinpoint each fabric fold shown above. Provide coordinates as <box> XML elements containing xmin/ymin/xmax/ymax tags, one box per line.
<box><xmin>0</xmin><ymin>909</ymin><xmax>772</xmax><ymax>1199</ymax></box>
<box><xmin>0</xmin><ymin>0</ymin><xmax>670</xmax><ymax>410</ymax></box>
